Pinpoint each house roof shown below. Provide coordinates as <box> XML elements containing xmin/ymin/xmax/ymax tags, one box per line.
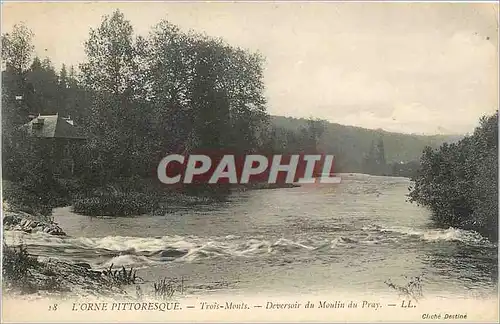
<box><xmin>23</xmin><ymin>114</ymin><xmax>87</xmax><ymax>140</ymax></box>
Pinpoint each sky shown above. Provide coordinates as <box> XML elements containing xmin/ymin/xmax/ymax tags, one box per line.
<box><xmin>2</xmin><ymin>1</ymin><xmax>499</xmax><ymax>135</ymax></box>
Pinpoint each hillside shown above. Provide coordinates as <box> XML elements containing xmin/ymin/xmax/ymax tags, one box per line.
<box><xmin>270</xmin><ymin>115</ymin><xmax>463</xmax><ymax>173</ymax></box>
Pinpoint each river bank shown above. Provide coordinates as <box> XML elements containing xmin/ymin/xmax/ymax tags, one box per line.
<box><xmin>3</xmin><ymin>174</ymin><xmax>497</xmax><ymax>301</ymax></box>
<box><xmin>1</xmin><ymin>181</ymin><xmax>301</xmax><ymax>299</ymax></box>
<box><xmin>2</xmin><ymin>178</ymin><xmax>301</xmax><ymax>218</ymax></box>
<box><xmin>2</xmin><ymin>210</ymin><xmax>134</xmax><ymax>299</ymax></box>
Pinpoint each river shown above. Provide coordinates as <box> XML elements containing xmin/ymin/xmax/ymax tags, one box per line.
<box><xmin>4</xmin><ymin>174</ymin><xmax>498</xmax><ymax>299</ymax></box>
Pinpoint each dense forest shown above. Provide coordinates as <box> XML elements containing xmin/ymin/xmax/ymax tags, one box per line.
<box><xmin>272</xmin><ymin>116</ymin><xmax>461</xmax><ymax>175</ymax></box>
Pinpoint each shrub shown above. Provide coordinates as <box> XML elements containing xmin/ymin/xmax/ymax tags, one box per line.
<box><xmin>153</xmin><ymin>278</ymin><xmax>181</xmax><ymax>300</ymax></box>
<box><xmin>2</xmin><ymin>241</ymin><xmax>39</xmax><ymax>292</ymax></box>
<box><xmin>73</xmin><ymin>185</ymin><xmax>157</xmax><ymax>216</ymax></box>
<box><xmin>102</xmin><ymin>263</ymin><xmax>141</xmax><ymax>285</ymax></box>
<box><xmin>2</xmin><ymin>129</ymin><xmax>72</xmax><ymax>216</ymax></box>
<box><xmin>71</xmin><ymin>177</ymin><xmax>228</xmax><ymax>216</ymax></box>
<box><xmin>385</xmin><ymin>274</ymin><xmax>424</xmax><ymax>302</ymax></box>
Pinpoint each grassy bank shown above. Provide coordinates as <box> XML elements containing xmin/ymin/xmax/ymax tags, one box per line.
<box><xmin>2</xmin><ymin>242</ymin><xmax>127</xmax><ymax>297</ymax></box>
<box><xmin>2</xmin><ymin>180</ymin><xmax>74</xmax><ymax>217</ymax></box>
<box><xmin>2</xmin><ymin>240</ymin><xmax>186</xmax><ymax>300</ymax></box>
<box><xmin>72</xmin><ymin>181</ymin><xmax>300</xmax><ymax>216</ymax></box>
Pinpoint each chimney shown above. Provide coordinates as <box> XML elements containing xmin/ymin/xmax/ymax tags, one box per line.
<box><xmin>63</xmin><ymin>115</ymin><xmax>74</xmax><ymax>126</ymax></box>
<box><xmin>32</xmin><ymin>117</ymin><xmax>44</xmax><ymax>129</ymax></box>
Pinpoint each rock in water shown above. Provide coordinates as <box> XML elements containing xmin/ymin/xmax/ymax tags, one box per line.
<box><xmin>146</xmin><ymin>248</ymin><xmax>188</xmax><ymax>258</ymax></box>
<box><xmin>3</xmin><ymin>211</ymin><xmax>67</xmax><ymax>236</ymax></box>
<box><xmin>160</xmin><ymin>248</ymin><xmax>188</xmax><ymax>258</ymax></box>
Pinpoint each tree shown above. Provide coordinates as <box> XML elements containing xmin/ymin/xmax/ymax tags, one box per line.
<box><xmin>80</xmin><ymin>9</ymin><xmax>145</xmax><ymax>182</ymax></box>
<box><xmin>362</xmin><ymin>138</ymin><xmax>387</xmax><ymax>175</ymax></box>
<box><xmin>409</xmin><ymin>112</ymin><xmax>498</xmax><ymax>241</ymax></box>
<box><xmin>57</xmin><ymin>64</ymin><xmax>68</xmax><ymax>115</ymax></box>
<box><xmin>146</xmin><ymin>22</ymin><xmax>268</xmax><ymax>155</ymax></box>
<box><xmin>24</xmin><ymin>56</ymin><xmax>59</xmax><ymax>115</ymax></box>
<box><xmin>1</xmin><ymin>23</ymin><xmax>35</xmax><ymax>129</ymax></box>
<box><xmin>1</xmin><ymin>23</ymin><xmax>34</xmax><ymax>74</ymax></box>
<box><xmin>146</xmin><ymin>21</ymin><xmax>209</xmax><ymax>155</ymax></box>
<box><xmin>376</xmin><ymin>138</ymin><xmax>386</xmax><ymax>167</ymax></box>
<box><xmin>80</xmin><ymin>10</ymin><xmax>136</xmax><ymax>98</ymax></box>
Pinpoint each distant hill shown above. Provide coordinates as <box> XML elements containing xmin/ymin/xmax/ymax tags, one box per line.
<box><xmin>270</xmin><ymin>115</ymin><xmax>463</xmax><ymax>173</ymax></box>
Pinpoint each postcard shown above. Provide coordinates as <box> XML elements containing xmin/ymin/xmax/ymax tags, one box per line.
<box><xmin>1</xmin><ymin>1</ymin><xmax>498</xmax><ymax>323</ymax></box>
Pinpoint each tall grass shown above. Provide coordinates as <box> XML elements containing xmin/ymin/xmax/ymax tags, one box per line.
<box><xmin>384</xmin><ymin>274</ymin><xmax>424</xmax><ymax>302</ymax></box>
<box><xmin>153</xmin><ymin>277</ymin><xmax>185</xmax><ymax>300</ymax></box>
<box><xmin>102</xmin><ymin>263</ymin><xmax>141</xmax><ymax>285</ymax></box>
<box><xmin>2</xmin><ymin>241</ymin><xmax>39</xmax><ymax>293</ymax></box>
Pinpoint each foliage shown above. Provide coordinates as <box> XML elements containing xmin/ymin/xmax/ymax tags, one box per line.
<box><xmin>0</xmin><ymin>15</ymin><xmax>479</xmax><ymax>219</ymax></box>
<box><xmin>102</xmin><ymin>263</ymin><xmax>140</xmax><ymax>285</ymax></box>
<box><xmin>2</xmin><ymin>24</ymin><xmax>34</xmax><ymax>130</ymax></box>
<box><xmin>75</xmin><ymin>12</ymin><xmax>270</xmax><ymax>186</ymax></box>
<box><xmin>408</xmin><ymin>113</ymin><xmax>498</xmax><ymax>241</ymax></box>
<box><xmin>2</xmin><ymin>23</ymin><xmax>82</xmax><ymax>215</ymax></box>
<box><xmin>153</xmin><ymin>277</ymin><xmax>184</xmax><ymax>300</ymax></box>
<box><xmin>72</xmin><ymin>192</ymin><xmax>151</xmax><ymax>216</ymax></box>
<box><xmin>2</xmin><ymin>129</ymin><xmax>70</xmax><ymax>215</ymax></box>
<box><xmin>271</xmin><ymin>116</ymin><xmax>460</xmax><ymax>173</ymax></box>
<box><xmin>362</xmin><ymin>139</ymin><xmax>387</xmax><ymax>175</ymax></box>
<box><xmin>263</xmin><ymin>118</ymin><xmax>327</xmax><ymax>155</ymax></box>
<box><xmin>384</xmin><ymin>274</ymin><xmax>424</xmax><ymax>302</ymax></box>
<box><xmin>1</xmin><ymin>24</ymin><xmax>34</xmax><ymax>73</ymax></box>
<box><xmin>2</xmin><ymin>241</ymin><xmax>39</xmax><ymax>292</ymax></box>
<box><xmin>2</xmin><ymin>242</ymin><xmax>135</xmax><ymax>294</ymax></box>
<box><xmin>71</xmin><ymin>179</ymin><xmax>227</xmax><ymax>216</ymax></box>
